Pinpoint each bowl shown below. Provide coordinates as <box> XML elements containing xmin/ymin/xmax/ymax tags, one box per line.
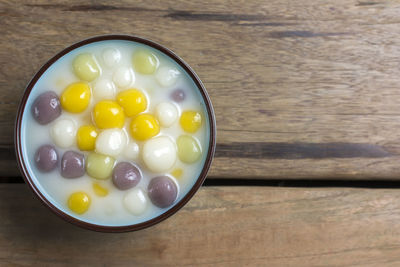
<box><xmin>14</xmin><ymin>35</ymin><xmax>216</xmax><ymax>232</ymax></box>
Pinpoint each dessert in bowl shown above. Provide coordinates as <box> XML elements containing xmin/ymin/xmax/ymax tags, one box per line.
<box><xmin>15</xmin><ymin>35</ymin><xmax>216</xmax><ymax>232</ymax></box>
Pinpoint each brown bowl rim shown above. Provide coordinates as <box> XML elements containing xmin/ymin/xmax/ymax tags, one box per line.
<box><xmin>14</xmin><ymin>34</ymin><xmax>216</xmax><ymax>233</ymax></box>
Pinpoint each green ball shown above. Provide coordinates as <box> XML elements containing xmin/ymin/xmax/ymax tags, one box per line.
<box><xmin>177</xmin><ymin>135</ymin><xmax>202</xmax><ymax>164</ymax></box>
<box><xmin>73</xmin><ymin>53</ymin><xmax>100</xmax><ymax>82</ymax></box>
<box><xmin>86</xmin><ymin>152</ymin><xmax>115</xmax><ymax>179</ymax></box>
<box><xmin>132</xmin><ymin>50</ymin><xmax>158</xmax><ymax>74</ymax></box>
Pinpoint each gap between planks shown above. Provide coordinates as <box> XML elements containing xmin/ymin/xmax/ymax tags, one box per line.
<box><xmin>5</xmin><ymin>176</ymin><xmax>400</xmax><ymax>189</ymax></box>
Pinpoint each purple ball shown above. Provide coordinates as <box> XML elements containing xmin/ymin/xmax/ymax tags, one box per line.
<box><xmin>31</xmin><ymin>91</ymin><xmax>61</xmax><ymax>125</ymax></box>
<box><xmin>148</xmin><ymin>176</ymin><xmax>177</xmax><ymax>208</ymax></box>
<box><xmin>61</xmin><ymin>151</ymin><xmax>85</xmax><ymax>178</ymax></box>
<box><xmin>112</xmin><ymin>162</ymin><xmax>141</xmax><ymax>190</ymax></box>
<box><xmin>170</xmin><ymin>89</ymin><xmax>186</xmax><ymax>103</ymax></box>
<box><xmin>35</xmin><ymin>145</ymin><xmax>58</xmax><ymax>172</ymax></box>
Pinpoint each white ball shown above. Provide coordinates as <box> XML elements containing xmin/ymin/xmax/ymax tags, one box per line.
<box><xmin>123</xmin><ymin>188</ymin><xmax>147</xmax><ymax>215</ymax></box>
<box><xmin>113</xmin><ymin>67</ymin><xmax>134</xmax><ymax>89</ymax></box>
<box><xmin>93</xmin><ymin>79</ymin><xmax>116</xmax><ymax>100</ymax></box>
<box><xmin>155</xmin><ymin>102</ymin><xmax>178</xmax><ymax>127</ymax></box>
<box><xmin>102</xmin><ymin>48</ymin><xmax>121</xmax><ymax>68</ymax></box>
<box><xmin>123</xmin><ymin>142</ymin><xmax>139</xmax><ymax>160</ymax></box>
<box><xmin>50</xmin><ymin>118</ymin><xmax>76</xmax><ymax>148</ymax></box>
<box><xmin>155</xmin><ymin>66</ymin><xmax>180</xmax><ymax>87</ymax></box>
<box><xmin>95</xmin><ymin>129</ymin><xmax>127</xmax><ymax>157</ymax></box>
<box><xmin>142</xmin><ymin>136</ymin><xmax>176</xmax><ymax>172</ymax></box>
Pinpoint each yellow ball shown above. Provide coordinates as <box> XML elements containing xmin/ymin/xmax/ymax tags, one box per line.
<box><xmin>130</xmin><ymin>114</ymin><xmax>160</xmax><ymax>141</ymax></box>
<box><xmin>77</xmin><ymin>125</ymin><xmax>98</xmax><ymax>151</ymax></box>
<box><xmin>132</xmin><ymin>50</ymin><xmax>159</xmax><ymax>74</ymax></box>
<box><xmin>117</xmin><ymin>89</ymin><xmax>147</xmax><ymax>117</ymax></box>
<box><xmin>93</xmin><ymin>101</ymin><xmax>125</xmax><ymax>129</ymax></box>
<box><xmin>61</xmin><ymin>82</ymin><xmax>91</xmax><ymax>113</ymax></box>
<box><xmin>180</xmin><ymin>111</ymin><xmax>202</xmax><ymax>133</ymax></box>
<box><xmin>68</xmin><ymin>192</ymin><xmax>90</xmax><ymax>214</ymax></box>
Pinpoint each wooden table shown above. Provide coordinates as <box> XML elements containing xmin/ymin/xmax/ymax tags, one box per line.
<box><xmin>2</xmin><ymin>0</ymin><xmax>400</xmax><ymax>265</ymax></box>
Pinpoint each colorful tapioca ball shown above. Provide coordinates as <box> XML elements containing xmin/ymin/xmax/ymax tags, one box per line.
<box><xmin>86</xmin><ymin>152</ymin><xmax>115</xmax><ymax>180</ymax></box>
<box><xmin>180</xmin><ymin>110</ymin><xmax>202</xmax><ymax>133</ymax></box>
<box><xmin>77</xmin><ymin>125</ymin><xmax>98</xmax><ymax>151</ymax></box>
<box><xmin>31</xmin><ymin>91</ymin><xmax>61</xmax><ymax>125</ymax></box>
<box><xmin>130</xmin><ymin>114</ymin><xmax>159</xmax><ymax>141</ymax></box>
<box><xmin>123</xmin><ymin>188</ymin><xmax>148</xmax><ymax>215</ymax></box>
<box><xmin>112</xmin><ymin>162</ymin><xmax>141</xmax><ymax>190</ymax></box>
<box><xmin>155</xmin><ymin>66</ymin><xmax>180</xmax><ymax>87</ymax></box>
<box><xmin>132</xmin><ymin>49</ymin><xmax>159</xmax><ymax>74</ymax></box>
<box><xmin>61</xmin><ymin>151</ymin><xmax>85</xmax><ymax>178</ymax></box>
<box><xmin>92</xmin><ymin>101</ymin><xmax>125</xmax><ymax>129</ymax></box>
<box><xmin>142</xmin><ymin>136</ymin><xmax>176</xmax><ymax>173</ymax></box>
<box><xmin>148</xmin><ymin>176</ymin><xmax>177</xmax><ymax>208</ymax></box>
<box><xmin>155</xmin><ymin>102</ymin><xmax>178</xmax><ymax>128</ymax></box>
<box><xmin>95</xmin><ymin>128</ymin><xmax>127</xmax><ymax>157</ymax></box>
<box><xmin>102</xmin><ymin>48</ymin><xmax>121</xmax><ymax>68</ymax></box>
<box><xmin>60</xmin><ymin>82</ymin><xmax>91</xmax><ymax>113</ymax></box>
<box><xmin>177</xmin><ymin>135</ymin><xmax>202</xmax><ymax>164</ymax></box>
<box><xmin>68</xmin><ymin>192</ymin><xmax>91</xmax><ymax>214</ymax></box>
<box><xmin>117</xmin><ymin>89</ymin><xmax>147</xmax><ymax>117</ymax></box>
<box><xmin>50</xmin><ymin>118</ymin><xmax>77</xmax><ymax>148</ymax></box>
<box><xmin>34</xmin><ymin>144</ymin><xmax>58</xmax><ymax>172</ymax></box>
<box><xmin>73</xmin><ymin>53</ymin><xmax>100</xmax><ymax>82</ymax></box>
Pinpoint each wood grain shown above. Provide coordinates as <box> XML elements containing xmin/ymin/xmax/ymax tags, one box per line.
<box><xmin>2</xmin><ymin>0</ymin><xmax>400</xmax><ymax>179</ymax></box>
<box><xmin>1</xmin><ymin>184</ymin><xmax>400</xmax><ymax>266</ymax></box>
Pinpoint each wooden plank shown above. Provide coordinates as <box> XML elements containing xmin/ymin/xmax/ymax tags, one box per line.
<box><xmin>1</xmin><ymin>184</ymin><xmax>400</xmax><ymax>266</ymax></box>
<box><xmin>3</xmin><ymin>0</ymin><xmax>400</xmax><ymax>179</ymax></box>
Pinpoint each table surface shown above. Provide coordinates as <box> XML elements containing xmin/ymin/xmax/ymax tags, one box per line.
<box><xmin>2</xmin><ymin>0</ymin><xmax>400</xmax><ymax>266</ymax></box>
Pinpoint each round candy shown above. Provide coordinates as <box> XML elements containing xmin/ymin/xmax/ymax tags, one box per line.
<box><xmin>155</xmin><ymin>102</ymin><xmax>178</xmax><ymax>127</ymax></box>
<box><xmin>123</xmin><ymin>142</ymin><xmax>139</xmax><ymax>160</ymax></box>
<box><xmin>31</xmin><ymin>91</ymin><xmax>61</xmax><ymax>125</ymax></box>
<box><xmin>34</xmin><ymin>145</ymin><xmax>58</xmax><ymax>172</ymax></box>
<box><xmin>93</xmin><ymin>79</ymin><xmax>116</xmax><ymax>100</ymax></box>
<box><xmin>180</xmin><ymin>110</ymin><xmax>202</xmax><ymax>133</ymax></box>
<box><xmin>77</xmin><ymin>125</ymin><xmax>98</xmax><ymax>151</ymax></box>
<box><xmin>123</xmin><ymin>188</ymin><xmax>147</xmax><ymax>215</ymax></box>
<box><xmin>155</xmin><ymin>66</ymin><xmax>180</xmax><ymax>87</ymax></box>
<box><xmin>170</xmin><ymin>89</ymin><xmax>186</xmax><ymax>102</ymax></box>
<box><xmin>102</xmin><ymin>48</ymin><xmax>121</xmax><ymax>68</ymax></box>
<box><xmin>142</xmin><ymin>136</ymin><xmax>176</xmax><ymax>172</ymax></box>
<box><xmin>72</xmin><ymin>53</ymin><xmax>100</xmax><ymax>82</ymax></box>
<box><xmin>177</xmin><ymin>135</ymin><xmax>202</xmax><ymax>163</ymax></box>
<box><xmin>95</xmin><ymin>128</ymin><xmax>127</xmax><ymax>157</ymax></box>
<box><xmin>116</xmin><ymin>89</ymin><xmax>147</xmax><ymax>117</ymax></box>
<box><xmin>50</xmin><ymin>118</ymin><xmax>76</xmax><ymax>148</ymax></box>
<box><xmin>148</xmin><ymin>176</ymin><xmax>177</xmax><ymax>208</ymax></box>
<box><xmin>92</xmin><ymin>183</ymin><xmax>109</xmax><ymax>197</ymax></box>
<box><xmin>60</xmin><ymin>82</ymin><xmax>91</xmax><ymax>113</ymax></box>
<box><xmin>92</xmin><ymin>100</ymin><xmax>125</xmax><ymax>129</ymax></box>
<box><xmin>86</xmin><ymin>152</ymin><xmax>115</xmax><ymax>180</ymax></box>
<box><xmin>113</xmin><ymin>67</ymin><xmax>134</xmax><ymax>89</ymax></box>
<box><xmin>61</xmin><ymin>151</ymin><xmax>85</xmax><ymax>178</ymax></box>
<box><xmin>112</xmin><ymin>162</ymin><xmax>141</xmax><ymax>190</ymax></box>
<box><xmin>132</xmin><ymin>50</ymin><xmax>159</xmax><ymax>74</ymax></box>
<box><xmin>68</xmin><ymin>192</ymin><xmax>90</xmax><ymax>214</ymax></box>
<box><xmin>130</xmin><ymin>114</ymin><xmax>160</xmax><ymax>141</ymax></box>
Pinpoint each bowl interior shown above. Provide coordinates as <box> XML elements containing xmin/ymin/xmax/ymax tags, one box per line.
<box><xmin>15</xmin><ymin>35</ymin><xmax>216</xmax><ymax>232</ymax></box>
